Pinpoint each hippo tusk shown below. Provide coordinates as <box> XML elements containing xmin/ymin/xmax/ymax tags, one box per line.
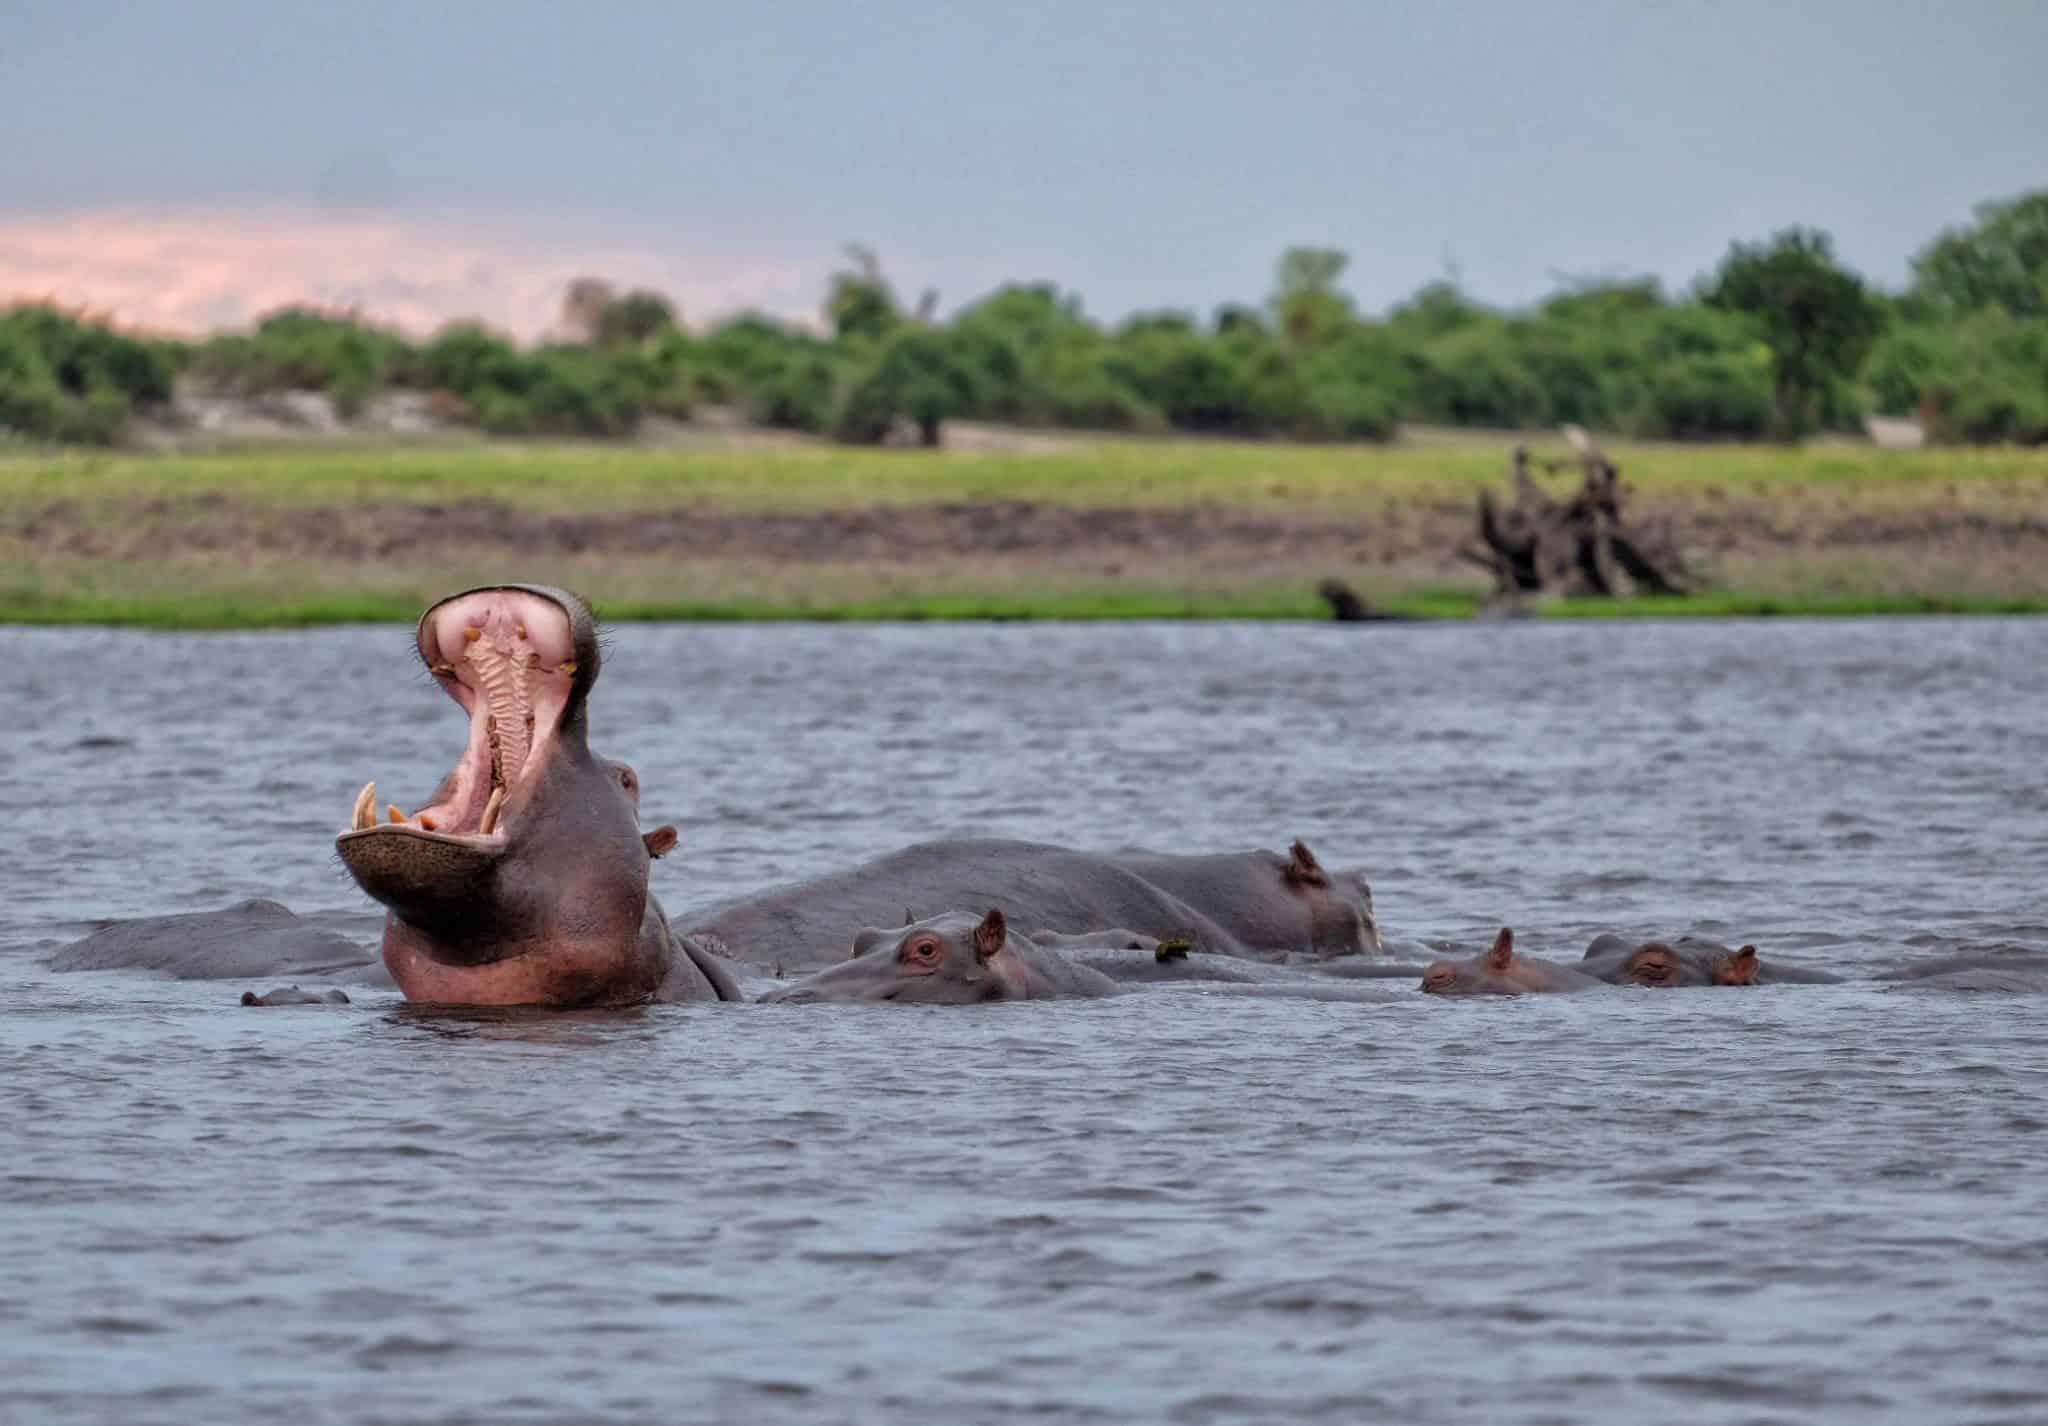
<box><xmin>387</xmin><ymin>804</ymin><xmax>405</xmax><ymax>825</ymax></box>
<box><xmin>479</xmin><ymin>786</ymin><xmax>506</xmax><ymax>836</ymax></box>
<box><xmin>351</xmin><ymin>781</ymin><xmax>376</xmax><ymax>831</ymax></box>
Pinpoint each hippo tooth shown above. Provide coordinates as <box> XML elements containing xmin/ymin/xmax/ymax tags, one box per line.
<box><xmin>351</xmin><ymin>781</ymin><xmax>376</xmax><ymax>831</ymax></box>
<box><xmin>387</xmin><ymin>804</ymin><xmax>405</xmax><ymax>824</ymax></box>
<box><xmin>464</xmin><ymin>626</ymin><xmax>482</xmax><ymax>642</ymax></box>
<box><xmin>429</xmin><ymin>663</ymin><xmax>454</xmax><ymax>677</ymax></box>
<box><xmin>558</xmin><ymin>660</ymin><xmax>576</xmax><ymax>674</ymax></box>
<box><xmin>479</xmin><ymin>786</ymin><xmax>505</xmax><ymax>836</ymax></box>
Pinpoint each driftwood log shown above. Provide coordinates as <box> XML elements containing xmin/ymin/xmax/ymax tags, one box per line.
<box><xmin>1458</xmin><ymin>428</ymin><xmax>1690</xmax><ymax>601</ymax></box>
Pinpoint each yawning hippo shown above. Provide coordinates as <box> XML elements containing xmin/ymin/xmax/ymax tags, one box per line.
<box><xmin>1420</xmin><ymin>928</ymin><xmax>1603</xmax><ymax>995</ymax></box>
<box><xmin>333</xmin><ymin>584</ymin><xmax>738</xmax><ymax>1007</ymax></box>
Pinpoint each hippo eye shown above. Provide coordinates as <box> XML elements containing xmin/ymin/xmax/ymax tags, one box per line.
<box><xmin>901</xmin><ymin>938</ymin><xmax>941</xmax><ymax>965</ymax></box>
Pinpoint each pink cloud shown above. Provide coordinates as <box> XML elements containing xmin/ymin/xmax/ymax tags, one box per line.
<box><xmin>0</xmin><ymin>205</ymin><xmax>825</xmax><ymax>338</ymax></box>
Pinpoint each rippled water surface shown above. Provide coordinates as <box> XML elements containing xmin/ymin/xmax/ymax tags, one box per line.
<box><xmin>5</xmin><ymin>617</ymin><xmax>2048</xmax><ymax>1424</ymax></box>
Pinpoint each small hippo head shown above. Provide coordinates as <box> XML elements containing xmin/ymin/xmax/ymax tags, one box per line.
<box><xmin>763</xmin><ymin>909</ymin><xmax>1030</xmax><ymax>1005</ymax></box>
<box><xmin>1421</xmin><ymin>927</ymin><xmax>1546</xmax><ymax>995</ymax></box>
<box><xmin>1713</xmin><ymin>944</ymin><xmax>1760</xmax><ymax>986</ymax></box>
<box><xmin>1616</xmin><ymin>939</ymin><xmax>1760</xmax><ymax>987</ymax></box>
<box><xmin>1283</xmin><ymin>840</ymin><xmax>1384</xmax><ymax>955</ymax></box>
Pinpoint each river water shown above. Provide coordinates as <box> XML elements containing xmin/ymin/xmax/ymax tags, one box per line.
<box><xmin>3</xmin><ymin>617</ymin><xmax>2046</xmax><ymax>1424</ymax></box>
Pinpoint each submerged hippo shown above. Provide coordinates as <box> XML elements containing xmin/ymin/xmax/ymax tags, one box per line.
<box><xmin>762</xmin><ymin>908</ymin><xmax>1404</xmax><ymax>1006</ymax></box>
<box><xmin>683</xmin><ymin>837</ymin><xmax>1381</xmax><ymax>975</ymax></box>
<box><xmin>332</xmin><ymin>584</ymin><xmax>739</xmax><ymax>1007</ymax></box>
<box><xmin>1421</xmin><ymin>928</ymin><xmax>1603</xmax><ymax>996</ymax></box>
<box><xmin>1580</xmin><ymin>934</ymin><xmax>1759</xmax><ymax>987</ymax></box>
<box><xmin>241</xmin><ymin>986</ymin><xmax>352</xmax><ymax>1007</ymax></box>
<box><xmin>1876</xmin><ymin>954</ymin><xmax>2048</xmax><ymax>994</ymax></box>
<box><xmin>1580</xmin><ymin>933</ymin><xmax>1842</xmax><ymax>986</ymax></box>
<box><xmin>52</xmin><ymin>899</ymin><xmax>383</xmax><ymax>981</ymax></box>
<box><xmin>762</xmin><ymin>909</ymin><xmax>1121</xmax><ymax>1003</ymax></box>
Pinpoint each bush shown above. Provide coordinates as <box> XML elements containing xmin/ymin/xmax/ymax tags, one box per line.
<box><xmin>831</xmin><ymin>326</ymin><xmax>972</xmax><ymax>445</ymax></box>
<box><xmin>0</xmin><ymin>304</ymin><xmax>171</xmax><ymax>443</ymax></box>
<box><xmin>1627</xmin><ymin>351</ymin><xmax>1775</xmax><ymax>439</ymax></box>
<box><xmin>187</xmin><ymin>307</ymin><xmax>408</xmax><ymax>399</ymax></box>
<box><xmin>1413</xmin><ymin>324</ymin><xmax>1549</xmax><ymax>428</ymax></box>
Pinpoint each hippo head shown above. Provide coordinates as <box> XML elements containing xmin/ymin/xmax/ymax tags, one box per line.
<box><xmin>1421</xmin><ymin>927</ymin><xmax>1542</xmax><ymax>995</ymax></box>
<box><xmin>1283</xmin><ymin>840</ymin><xmax>1384</xmax><ymax>955</ymax></box>
<box><xmin>1614</xmin><ymin>941</ymin><xmax>1693</xmax><ymax>988</ymax></box>
<box><xmin>763</xmin><ymin>909</ymin><xmax>1030</xmax><ymax>1005</ymax></box>
<box><xmin>1615</xmin><ymin>940</ymin><xmax>1760</xmax><ymax>987</ymax></box>
<box><xmin>1712</xmin><ymin>944</ymin><xmax>1760</xmax><ymax>986</ymax></box>
<box><xmin>335</xmin><ymin>585</ymin><xmax>674</xmax><ymax>1005</ymax></box>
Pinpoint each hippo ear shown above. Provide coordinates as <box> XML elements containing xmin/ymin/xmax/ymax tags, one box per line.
<box><xmin>1485</xmin><ymin>927</ymin><xmax>1515</xmax><ymax>972</ymax></box>
<box><xmin>1723</xmin><ymin>945</ymin><xmax>1760</xmax><ymax>985</ymax></box>
<box><xmin>1284</xmin><ymin>839</ymin><xmax>1329</xmax><ymax>887</ymax></box>
<box><xmin>642</xmin><ymin>826</ymin><xmax>678</xmax><ymax>859</ymax></box>
<box><xmin>973</xmin><ymin>908</ymin><xmax>1007</xmax><ymax>963</ymax></box>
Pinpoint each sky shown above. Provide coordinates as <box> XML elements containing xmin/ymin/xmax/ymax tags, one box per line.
<box><xmin>2</xmin><ymin>1</ymin><xmax>2044</xmax><ymax>337</ymax></box>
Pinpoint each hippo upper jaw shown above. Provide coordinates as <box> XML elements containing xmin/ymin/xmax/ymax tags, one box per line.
<box><xmin>336</xmin><ymin>585</ymin><xmax>597</xmax><ymax>852</ymax></box>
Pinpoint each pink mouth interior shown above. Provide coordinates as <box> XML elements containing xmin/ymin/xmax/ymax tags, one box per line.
<box><xmin>398</xmin><ymin>590</ymin><xmax>578</xmax><ymax>838</ymax></box>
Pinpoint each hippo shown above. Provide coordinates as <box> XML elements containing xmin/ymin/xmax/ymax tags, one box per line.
<box><xmin>1420</xmin><ymin>928</ymin><xmax>1603</xmax><ymax>995</ymax></box>
<box><xmin>761</xmin><ymin>908</ymin><xmax>1405</xmax><ymax>1006</ymax></box>
<box><xmin>1579</xmin><ymin>933</ymin><xmax>1842</xmax><ymax>986</ymax></box>
<box><xmin>52</xmin><ymin>899</ymin><xmax>383</xmax><ymax>981</ymax></box>
<box><xmin>1876</xmin><ymin>954</ymin><xmax>2048</xmax><ymax>994</ymax></box>
<box><xmin>332</xmin><ymin>584</ymin><xmax>739</xmax><ymax>1008</ymax></box>
<box><xmin>1580</xmin><ymin>933</ymin><xmax>1759</xmax><ymax>987</ymax></box>
<box><xmin>681</xmin><ymin>837</ymin><xmax>1381</xmax><ymax>975</ymax></box>
<box><xmin>1092</xmin><ymin>841</ymin><xmax>1381</xmax><ymax>957</ymax></box>
<box><xmin>762</xmin><ymin>909</ymin><xmax>1123</xmax><ymax>1003</ymax></box>
<box><xmin>241</xmin><ymin>986</ymin><xmax>352</xmax><ymax>1007</ymax></box>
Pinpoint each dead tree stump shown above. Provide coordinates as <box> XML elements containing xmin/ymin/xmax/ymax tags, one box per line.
<box><xmin>1459</xmin><ymin>429</ymin><xmax>1690</xmax><ymax>602</ymax></box>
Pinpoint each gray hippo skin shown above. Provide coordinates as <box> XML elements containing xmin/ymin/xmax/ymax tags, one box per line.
<box><xmin>683</xmin><ymin>837</ymin><xmax>1381</xmax><ymax>976</ymax></box>
<box><xmin>332</xmin><ymin>585</ymin><xmax>738</xmax><ymax>1008</ymax></box>
<box><xmin>1095</xmin><ymin>840</ymin><xmax>1381</xmax><ymax>957</ymax></box>
<box><xmin>1876</xmin><ymin>953</ymin><xmax>2048</xmax><ymax>994</ymax></box>
<box><xmin>53</xmin><ymin>899</ymin><xmax>382</xmax><ymax>981</ymax></box>
<box><xmin>763</xmin><ymin>909</ymin><xmax>1123</xmax><ymax>1003</ymax></box>
<box><xmin>241</xmin><ymin>986</ymin><xmax>352</xmax><ymax>1007</ymax></box>
<box><xmin>1580</xmin><ymin>933</ymin><xmax>1760</xmax><ymax>988</ymax></box>
<box><xmin>1422</xmin><ymin>928</ymin><xmax>1604</xmax><ymax>995</ymax></box>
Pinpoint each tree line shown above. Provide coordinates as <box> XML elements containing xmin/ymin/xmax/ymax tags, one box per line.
<box><xmin>3</xmin><ymin>191</ymin><xmax>2044</xmax><ymax>447</ymax></box>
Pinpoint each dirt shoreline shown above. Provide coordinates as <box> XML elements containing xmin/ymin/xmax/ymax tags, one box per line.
<box><xmin>16</xmin><ymin>493</ymin><xmax>2048</xmax><ymax>585</ymax></box>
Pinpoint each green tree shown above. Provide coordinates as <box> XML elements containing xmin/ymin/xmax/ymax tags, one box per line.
<box><xmin>1703</xmin><ymin>228</ymin><xmax>1882</xmax><ymax>439</ymax></box>
<box><xmin>832</xmin><ymin>326</ymin><xmax>972</xmax><ymax>446</ymax></box>
<box><xmin>1909</xmin><ymin>190</ymin><xmax>2048</xmax><ymax>319</ymax></box>
<box><xmin>593</xmin><ymin>290</ymin><xmax>679</xmax><ymax>349</ymax></box>
<box><xmin>826</xmin><ymin>245</ymin><xmax>901</xmax><ymax>344</ymax></box>
<box><xmin>1269</xmin><ymin>246</ymin><xmax>1354</xmax><ymax>349</ymax></box>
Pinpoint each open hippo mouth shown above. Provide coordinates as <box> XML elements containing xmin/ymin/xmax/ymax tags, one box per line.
<box><xmin>336</xmin><ymin>585</ymin><xmax>596</xmax><ymax>885</ymax></box>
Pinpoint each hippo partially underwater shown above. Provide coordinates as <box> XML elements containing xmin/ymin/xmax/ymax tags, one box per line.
<box><xmin>761</xmin><ymin>909</ymin><xmax>1402</xmax><ymax>1006</ymax></box>
<box><xmin>50</xmin><ymin>584</ymin><xmax>2037</xmax><ymax>1008</ymax></box>
<box><xmin>52</xmin><ymin>584</ymin><xmax>1389</xmax><ymax>1007</ymax></box>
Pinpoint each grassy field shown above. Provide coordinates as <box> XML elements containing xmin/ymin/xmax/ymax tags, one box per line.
<box><xmin>4</xmin><ymin>433</ymin><xmax>2046</xmax><ymax>626</ymax></box>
